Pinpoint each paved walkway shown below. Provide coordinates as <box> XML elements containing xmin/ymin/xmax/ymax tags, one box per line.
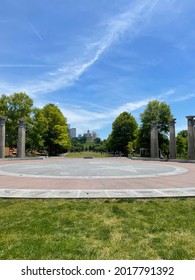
<box><xmin>0</xmin><ymin>157</ymin><xmax>194</xmax><ymax>199</ymax></box>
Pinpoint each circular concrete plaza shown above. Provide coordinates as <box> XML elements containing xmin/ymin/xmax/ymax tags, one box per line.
<box><xmin>0</xmin><ymin>158</ymin><xmax>188</xmax><ymax>179</ymax></box>
<box><xmin>0</xmin><ymin>157</ymin><xmax>195</xmax><ymax>198</ymax></box>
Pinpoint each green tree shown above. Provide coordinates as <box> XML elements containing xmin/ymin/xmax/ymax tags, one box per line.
<box><xmin>127</xmin><ymin>141</ymin><xmax>134</xmax><ymax>157</ymax></box>
<box><xmin>94</xmin><ymin>144</ymin><xmax>107</xmax><ymax>153</ymax></box>
<box><xmin>107</xmin><ymin>112</ymin><xmax>138</xmax><ymax>156</ymax></box>
<box><xmin>78</xmin><ymin>135</ymin><xmax>87</xmax><ymax>144</ymax></box>
<box><xmin>139</xmin><ymin>100</ymin><xmax>172</xmax><ymax>155</ymax></box>
<box><xmin>0</xmin><ymin>92</ymin><xmax>33</xmax><ymax>147</ymax></box>
<box><xmin>26</xmin><ymin>108</ymin><xmax>48</xmax><ymax>152</ymax></box>
<box><xmin>176</xmin><ymin>130</ymin><xmax>188</xmax><ymax>158</ymax></box>
<box><xmin>42</xmin><ymin>104</ymin><xmax>71</xmax><ymax>155</ymax></box>
<box><xmin>0</xmin><ymin>94</ymin><xmax>9</xmax><ymax>116</ymax></box>
<box><xmin>94</xmin><ymin>137</ymin><xmax>102</xmax><ymax>144</ymax></box>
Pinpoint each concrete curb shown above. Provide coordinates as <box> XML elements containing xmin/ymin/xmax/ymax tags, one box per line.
<box><xmin>0</xmin><ymin>188</ymin><xmax>195</xmax><ymax>199</ymax></box>
<box><xmin>131</xmin><ymin>157</ymin><xmax>195</xmax><ymax>163</ymax></box>
<box><xmin>0</xmin><ymin>157</ymin><xmax>47</xmax><ymax>161</ymax></box>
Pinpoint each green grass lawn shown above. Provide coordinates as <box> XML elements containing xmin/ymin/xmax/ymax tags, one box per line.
<box><xmin>65</xmin><ymin>151</ymin><xmax>112</xmax><ymax>158</ymax></box>
<box><xmin>0</xmin><ymin>198</ymin><xmax>195</xmax><ymax>260</ymax></box>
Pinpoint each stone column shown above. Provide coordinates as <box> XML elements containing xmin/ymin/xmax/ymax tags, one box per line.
<box><xmin>0</xmin><ymin>116</ymin><xmax>7</xmax><ymax>158</ymax></box>
<box><xmin>17</xmin><ymin>118</ymin><xmax>26</xmax><ymax>158</ymax></box>
<box><xmin>169</xmin><ymin>118</ymin><xmax>176</xmax><ymax>159</ymax></box>
<box><xmin>150</xmin><ymin>121</ymin><xmax>159</xmax><ymax>158</ymax></box>
<box><xmin>186</xmin><ymin>116</ymin><xmax>195</xmax><ymax>160</ymax></box>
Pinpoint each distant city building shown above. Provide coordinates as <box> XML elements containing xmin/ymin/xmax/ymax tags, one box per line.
<box><xmin>68</xmin><ymin>126</ymin><xmax>97</xmax><ymax>141</ymax></box>
<box><xmin>69</xmin><ymin>128</ymin><xmax>76</xmax><ymax>139</ymax></box>
<box><xmin>92</xmin><ymin>131</ymin><xmax>97</xmax><ymax>141</ymax></box>
<box><xmin>84</xmin><ymin>130</ymin><xmax>92</xmax><ymax>141</ymax></box>
<box><xmin>84</xmin><ymin>130</ymin><xmax>97</xmax><ymax>141</ymax></box>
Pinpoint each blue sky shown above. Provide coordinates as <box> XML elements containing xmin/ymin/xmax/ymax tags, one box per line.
<box><xmin>0</xmin><ymin>0</ymin><xmax>195</xmax><ymax>139</ymax></box>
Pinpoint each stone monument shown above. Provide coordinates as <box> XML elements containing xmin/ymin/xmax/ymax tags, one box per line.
<box><xmin>150</xmin><ymin>121</ymin><xmax>159</xmax><ymax>158</ymax></box>
<box><xmin>186</xmin><ymin>116</ymin><xmax>195</xmax><ymax>160</ymax></box>
<box><xmin>0</xmin><ymin>116</ymin><xmax>6</xmax><ymax>158</ymax></box>
<box><xmin>169</xmin><ymin>118</ymin><xmax>176</xmax><ymax>159</ymax></box>
<box><xmin>17</xmin><ymin>118</ymin><xmax>26</xmax><ymax>158</ymax></box>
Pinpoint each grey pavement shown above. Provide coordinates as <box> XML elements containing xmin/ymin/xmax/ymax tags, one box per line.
<box><xmin>0</xmin><ymin>187</ymin><xmax>195</xmax><ymax>198</ymax></box>
<box><xmin>0</xmin><ymin>158</ymin><xmax>188</xmax><ymax>178</ymax></box>
<box><xmin>0</xmin><ymin>157</ymin><xmax>195</xmax><ymax>199</ymax></box>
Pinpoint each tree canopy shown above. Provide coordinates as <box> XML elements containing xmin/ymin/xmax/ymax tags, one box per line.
<box><xmin>107</xmin><ymin>112</ymin><xmax>138</xmax><ymax>156</ymax></box>
<box><xmin>0</xmin><ymin>93</ymin><xmax>71</xmax><ymax>155</ymax></box>
<box><xmin>42</xmin><ymin>104</ymin><xmax>71</xmax><ymax>155</ymax></box>
<box><xmin>176</xmin><ymin>130</ymin><xmax>188</xmax><ymax>158</ymax></box>
<box><xmin>139</xmin><ymin>100</ymin><xmax>172</xmax><ymax>154</ymax></box>
<box><xmin>26</xmin><ymin>108</ymin><xmax>48</xmax><ymax>151</ymax></box>
<box><xmin>0</xmin><ymin>92</ymin><xmax>33</xmax><ymax>147</ymax></box>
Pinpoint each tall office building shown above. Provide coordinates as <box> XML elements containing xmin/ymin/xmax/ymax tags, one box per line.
<box><xmin>69</xmin><ymin>128</ymin><xmax>76</xmax><ymax>138</ymax></box>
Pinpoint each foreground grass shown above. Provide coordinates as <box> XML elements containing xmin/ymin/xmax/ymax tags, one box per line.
<box><xmin>0</xmin><ymin>198</ymin><xmax>195</xmax><ymax>260</ymax></box>
<box><xmin>65</xmin><ymin>151</ymin><xmax>112</xmax><ymax>158</ymax></box>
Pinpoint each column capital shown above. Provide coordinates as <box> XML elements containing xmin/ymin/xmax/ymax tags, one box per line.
<box><xmin>0</xmin><ymin>116</ymin><xmax>7</xmax><ymax>126</ymax></box>
<box><xmin>186</xmin><ymin>116</ymin><xmax>195</xmax><ymax>126</ymax></box>
<box><xmin>18</xmin><ymin>118</ymin><xmax>26</xmax><ymax>128</ymax></box>
<box><xmin>151</xmin><ymin>120</ymin><xmax>158</xmax><ymax>128</ymax></box>
<box><xmin>169</xmin><ymin>118</ymin><xmax>176</xmax><ymax>127</ymax></box>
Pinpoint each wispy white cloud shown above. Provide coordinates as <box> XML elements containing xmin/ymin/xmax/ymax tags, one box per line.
<box><xmin>26</xmin><ymin>18</ymin><xmax>43</xmax><ymax>41</ymax></box>
<box><xmin>62</xmin><ymin>86</ymin><xmax>178</xmax><ymax>135</ymax></box>
<box><xmin>173</xmin><ymin>93</ymin><xmax>195</xmax><ymax>102</ymax></box>
<box><xmin>59</xmin><ymin>89</ymin><xmax>173</xmax><ymax>135</ymax></box>
<box><xmin>60</xmin><ymin>101</ymin><xmax>146</xmax><ymax>135</ymax></box>
<box><xmin>59</xmin><ymin>88</ymin><xmax>192</xmax><ymax>135</ymax></box>
<box><xmin>0</xmin><ymin>0</ymin><xmax>161</xmax><ymax>95</ymax></box>
<box><xmin>0</xmin><ymin>64</ymin><xmax>48</xmax><ymax>68</ymax></box>
<box><xmin>113</xmin><ymin>100</ymin><xmax>149</xmax><ymax>116</ymax></box>
<box><xmin>158</xmin><ymin>89</ymin><xmax>176</xmax><ymax>101</ymax></box>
